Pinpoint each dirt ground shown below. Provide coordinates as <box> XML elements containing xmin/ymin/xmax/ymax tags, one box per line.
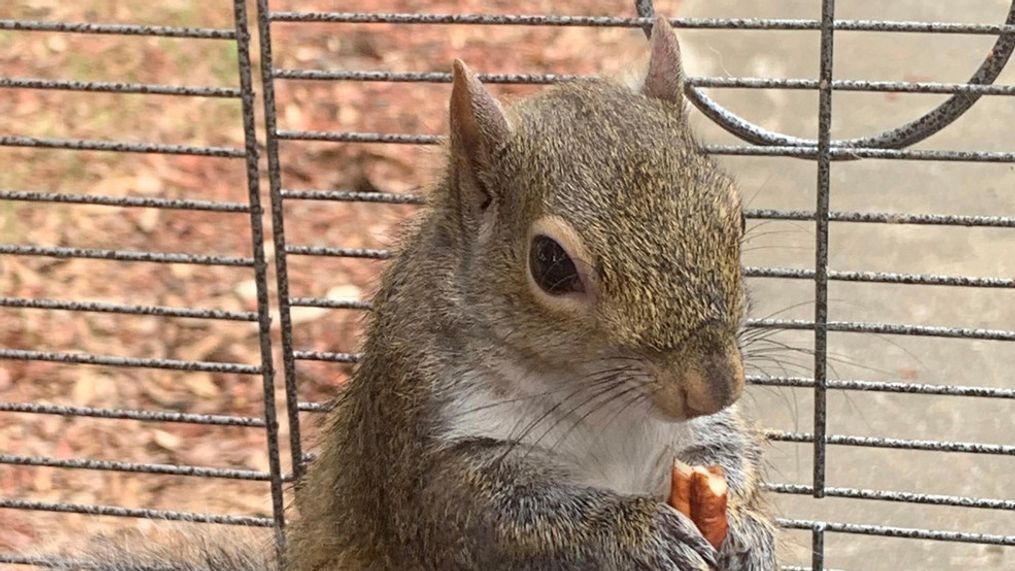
<box><xmin>1</xmin><ymin>0</ymin><xmax>1012</xmax><ymax>569</ymax></box>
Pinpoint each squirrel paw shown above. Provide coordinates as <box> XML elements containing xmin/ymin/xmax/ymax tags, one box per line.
<box><xmin>628</xmin><ymin>503</ymin><xmax>719</xmax><ymax>570</ymax></box>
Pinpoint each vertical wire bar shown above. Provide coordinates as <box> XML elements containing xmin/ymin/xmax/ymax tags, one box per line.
<box><xmin>255</xmin><ymin>0</ymin><xmax>306</xmax><ymax>481</ymax></box>
<box><xmin>814</xmin><ymin>0</ymin><xmax>836</xmax><ymax>516</ymax></box>
<box><xmin>635</xmin><ymin>1</ymin><xmax>654</xmax><ymax>38</ymax></box>
<box><xmin>635</xmin><ymin>0</ymin><xmax>655</xmax><ymax>21</ymax></box>
<box><xmin>812</xmin><ymin>524</ymin><xmax>827</xmax><ymax>571</ymax></box>
<box><xmin>232</xmin><ymin>0</ymin><xmax>287</xmax><ymax>554</ymax></box>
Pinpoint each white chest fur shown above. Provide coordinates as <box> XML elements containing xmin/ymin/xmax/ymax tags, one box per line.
<box><xmin>443</xmin><ymin>367</ymin><xmax>697</xmax><ymax>498</ymax></box>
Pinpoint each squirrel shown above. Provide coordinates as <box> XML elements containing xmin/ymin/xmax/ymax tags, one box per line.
<box><xmin>286</xmin><ymin>17</ymin><xmax>775</xmax><ymax>570</ymax></box>
<box><xmin>56</xmin><ymin>16</ymin><xmax>776</xmax><ymax>571</ymax></box>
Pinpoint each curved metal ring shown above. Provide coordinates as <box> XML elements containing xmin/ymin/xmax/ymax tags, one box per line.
<box><xmin>636</xmin><ymin>0</ymin><xmax>1015</xmax><ymax>160</ymax></box>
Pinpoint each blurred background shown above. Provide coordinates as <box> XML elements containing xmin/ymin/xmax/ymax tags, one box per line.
<box><xmin>1</xmin><ymin>0</ymin><xmax>1012</xmax><ymax>569</ymax></box>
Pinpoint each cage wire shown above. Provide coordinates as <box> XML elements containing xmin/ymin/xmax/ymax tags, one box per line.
<box><xmin>1</xmin><ymin>0</ymin><xmax>1013</xmax><ymax>569</ymax></box>
<box><xmin>0</xmin><ymin>0</ymin><xmax>288</xmax><ymax>566</ymax></box>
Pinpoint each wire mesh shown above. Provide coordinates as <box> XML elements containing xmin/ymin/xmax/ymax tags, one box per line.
<box><xmin>2</xmin><ymin>0</ymin><xmax>1013</xmax><ymax>569</ymax></box>
<box><xmin>0</xmin><ymin>0</ymin><xmax>286</xmax><ymax>564</ymax></box>
<box><xmin>260</xmin><ymin>1</ymin><xmax>1014</xmax><ymax>569</ymax></box>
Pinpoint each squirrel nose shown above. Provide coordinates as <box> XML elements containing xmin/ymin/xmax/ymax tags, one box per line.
<box><xmin>649</xmin><ymin>345</ymin><xmax>745</xmax><ymax>420</ymax></box>
<box><xmin>683</xmin><ymin>348</ymin><xmax>745</xmax><ymax>416</ymax></box>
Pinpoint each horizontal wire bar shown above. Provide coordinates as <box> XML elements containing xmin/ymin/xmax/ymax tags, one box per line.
<box><xmin>0</xmin><ymin>244</ymin><xmax>254</xmax><ymax>266</ymax></box>
<box><xmin>299</xmin><ymin>379</ymin><xmax>1009</xmax><ymax>416</ymax></box>
<box><xmin>286</xmin><ymin>297</ymin><xmax>370</xmax><ymax>310</ymax></box>
<box><xmin>273</xmin><ymin>69</ymin><xmax>1015</xmax><ymax>96</ymax></box>
<box><xmin>281</xmin><ymin>303</ymin><xmax>1014</xmax><ymax>341</ymax></box>
<box><xmin>0</xmin><ymin>454</ymin><xmax>272</xmax><ymax>481</ymax></box>
<box><xmin>268</xmin><ymin>12</ymin><xmax>1015</xmax><ymax>35</ymax></box>
<box><xmin>280</xmin><ymin>189</ymin><xmax>426</xmax><ymax>204</ymax></box>
<box><xmin>13</xmin><ymin>552</ymin><xmax>258</xmax><ymax>571</ymax></box>
<box><xmin>776</xmin><ymin>517</ymin><xmax>1015</xmax><ymax>546</ymax></box>
<box><xmin>706</xmin><ymin>145</ymin><xmax>1015</xmax><ymax>162</ymax></box>
<box><xmin>278</xmin><ymin>190</ymin><xmax>1012</xmax><ymax>229</ymax></box>
<box><xmin>8</xmin><ymin>550</ymin><xmax>310</xmax><ymax>570</ymax></box>
<box><xmin>280</xmin><ymin>192</ymin><xmax>1011</xmax><ymax>229</ymax></box>
<box><xmin>0</xmin><ymin>19</ymin><xmax>236</xmax><ymax>39</ymax></box>
<box><xmin>766</xmin><ymin>483</ymin><xmax>1015</xmax><ymax>511</ymax></box>
<box><xmin>836</xmin><ymin>19</ymin><xmax>1015</xmax><ymax>35</ymax></box>
<box><xmin>275</xmin><ymin>130</ymin><xmax>440</xmax><ymax>145</ymax></box>
<box><xmin>0</xmin><ymin>498</ymin><xmax>272</xmax><ymax>526</ymax></box>
<box><xmin>0</xmin><ymin>136</ymin><xmax>245</xmax><ymax>158</ymax></box>
<box><xmin>291</xmin><ymin>351</ymin><xmax>360</xmax><ymax>363</ymax></box>
<box><xmin>0</xmin><ymin>190</ymin><xmax>251</xmax><ymax>212</ymax></box>
<box><xmin>747</xmin><ymin>318</ymin><xmax>1015</xmax><ymax>341</ymax></box>
<box><xmin>272</xmin><ymin>131</ymin><xmax>1015</xmax><ymax>162</ymax></box>
<box><xmin>0</xmin><ymin>554</ymin><xmax>105</xmax><ymax>570</ymax></box>
<box><xmin>296</xmin><ymin>335</ymin><xmax>1015</xmax><ymax>371</ymax></box>
<box><xmin>694</xmin><ymin>77</ymin><xmax>1015</xmax><ymax>96</ymax></box>
<box><xmin>297</xmin><ymin>401</ymin><xmax>330</xmax><ymax>412</ymax></box>
<box><xmin>294</xmin><ymin>380</ymin><xmax>1014</xmax><ymax>414</ymax></box>
<box><xmin>765</xmin><ymin>430</ymin><xmax>1015</xmax><ymax>455</ymax></box>
<box><xmin>0</xmin><ymin>296</ymin><xmax>257</xmax><ymax>321</ymax></box>
<box><xmin>747</xmin><ymin>375</ymin><xmax>1015</xmax><ymax>399</ymax></box>
<box><xmin>273</xmin><ymin>69</ymin><xmax>578</xmax><ymax>83</ymax></box>
<box><xmin>745</xmin><ymin>208</ymin><xmax>1015</xmax><ymax>228</ymax></box>
<box><xmin>288</xmin><ymin>297</ymin><xmax>372</xmax><ymax>310</ymax></box>
<box><xmin>0</xmin><ymin>553</ymin><xmax>179</xmax><ymax>571</ymax></box>
<box><xmin>268</xmin><ymin>12</ymin><xmax>814</xmax><ymax>28</ymax></box>
<box><xmin>283</xmin><ymin>257</ymin><xmax>1012</xmax><ymax>292</ymax></box>
<box><xmin>0</xmin><ymin>77</ymin><xmax>241</xmax><ymax>98</ymax></box>
<box><xmin>0</xmin><ymin>401</ymin><xmax>265</xmax><ymax>427</ymax></box>
<box><xmin>284</xmin><ymin>245</ymin><xmax>392</xmax><ymax>259</ymax></box>
<box><xmin>744</xmin><ymin>266</ymin><xmax>1015</xmax><ymax>288</ymax></box>
<box><xmin>0</xmin><ymin>348</ymin><xmax>261</xmax><ymax>374</ymax></box>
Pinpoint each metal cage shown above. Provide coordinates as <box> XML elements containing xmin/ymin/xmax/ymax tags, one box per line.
<box><xmin>1</xmin><ymin>0</ymin><xmax>1012</xmax><ymax>569</ymax></box>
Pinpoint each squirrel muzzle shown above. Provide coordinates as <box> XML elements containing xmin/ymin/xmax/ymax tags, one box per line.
<box><xmin>649</xmin><ymin>341</ymin><xmax>745</xmax><ymax>420</ymax></box>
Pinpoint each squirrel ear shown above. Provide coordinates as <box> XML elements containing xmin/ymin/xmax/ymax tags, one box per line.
<box><xmin>641</xmin><ymin>17</ymin><xmax>685</xmax><ymax>106</ymax></box>
<box><xmin>449</xmin><ymin>60</ymin><xmax>511</xmax><ymax>213</ymax></box>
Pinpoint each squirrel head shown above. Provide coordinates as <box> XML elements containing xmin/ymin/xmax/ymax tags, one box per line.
<box><xmin>439</xmin><ymin>18</ymin><xmax>745</xmax><ymax>421</ymax></box>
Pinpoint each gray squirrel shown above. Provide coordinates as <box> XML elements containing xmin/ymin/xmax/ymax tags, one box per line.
<box><xmin>60</xmin><ymin>17</ymin><xmax>776</xmax><ymax>571</ymax></box>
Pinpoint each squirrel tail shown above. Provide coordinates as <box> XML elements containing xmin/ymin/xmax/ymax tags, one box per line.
<box><xmin>45</xmin><ymin>527</ymin><xmax>278</xmax><ymax>571</ymax></box>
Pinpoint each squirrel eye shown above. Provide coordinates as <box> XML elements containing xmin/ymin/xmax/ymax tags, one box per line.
<box><xmin>529</xmin><ymin>235</ymin><xmax>584</xmax><ymax>295</ymax></box>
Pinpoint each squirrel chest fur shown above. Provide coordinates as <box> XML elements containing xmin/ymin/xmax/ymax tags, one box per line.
<box><xmin>444</xmin><ymin>355</ymin><xmax>701</xmax><ymax>498</ymax></box>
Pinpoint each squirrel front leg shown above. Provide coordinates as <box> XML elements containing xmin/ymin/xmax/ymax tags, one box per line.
<box><xmin>403</xmin><ymin>438</ymin><xmax>719</xmax><ymax>571</ymax></box>
<box><xmin>678</xmin><ymin>411</ymin><xmax>777</xmax><ymax>571</ymax></box>
<box><xmin>718</xmin><ymin>498</ymin><xmax>776</xmax><ymax>571</ymax></box>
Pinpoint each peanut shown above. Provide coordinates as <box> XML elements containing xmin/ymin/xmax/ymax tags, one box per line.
<box><xmin>669</xmin><ymin>460</ymin><xmax>729</xmax><ymax>550</ymax></box>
